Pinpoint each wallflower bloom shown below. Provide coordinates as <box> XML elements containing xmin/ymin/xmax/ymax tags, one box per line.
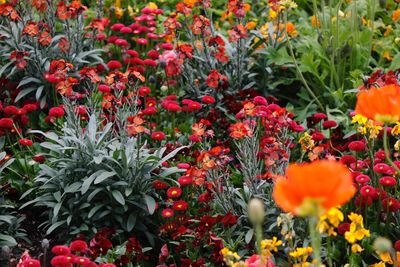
<box><xmin>355</xmin><ymin>84</ymin><xmax>400</xmax><ymax>123</ymax></box>
<box><xmin>166</xmin><ymin>187</ymin><xmax>182</xmax><ymax>198</ymax></box>
<box><xmin>273</xmin><ymin>160</ymin><xmax>356</xmax><ymax>216</ymax></box>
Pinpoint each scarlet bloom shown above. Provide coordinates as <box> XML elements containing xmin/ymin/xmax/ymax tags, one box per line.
<box><xmin>49</xmin><ymin>107</ymin><xmax>65</xmax><ymax>118</ymax></box>
<box><xmin>379</xmin><ymin>176</ymin><xmax>397</xmax><ymax>187</ymax></box>
<box><xmin>348</xmin><ymin>141</ymin><xmax>366</xmax><ymax>152</ymax></box>
<box><xmin>70</xmin><ymin>240</ymin><xmax>88</xmax><ymax>253</ymax></box>
<box><xmin>0</xmin><ymin>118</ymin><xmax>14</xmax><ymax>128</ymax></box>
<box><xmin>273</xmin><ymin>160</ymin><xmax>356</xmax><ymax>216</ymax></box>
<box><xmin>51</xmin><ymin>245</ymin><xmax>70</xmax><ymax>255</ymax></box>
<box><xmin>172</xmin><ymin>200</ymin><xmax>188</xmax><ymax>211</ymax></box>
<box><xmin>355</xmin><ymin>84</ymin><xmax>400</xmax><ymax>123</ymax></box>
<box><xmin>166</xmin><ymin>187</ymin><xmax>182</xmax><ymax>198</ymax></box>
<box><xmin>201</xmin><ymin>95</ymin><xmax>215</xmax><ymax>104</ymax></box>
<box><xmin>19</xmin><ymin>138</ymin><xmax>33</xmax><ymax>147</ymax></box>
<box><xmin>151</xmin><ymin>131</ymin><xmax>165</xmax><ymax>141</ymax></box>
<box><xmin>22</xmin><ymin>259</ymin><xmax>41</xmax><ymax>267</ymax></box>
<box><xmin>50</xmin><ymin>255</ymin><xmax>71</xmax><ymax>266</ymax></box>
<box><xmin>161</xmin><ymin>208</ymin><xmax>174</xmax><ymax>218</ymax></box>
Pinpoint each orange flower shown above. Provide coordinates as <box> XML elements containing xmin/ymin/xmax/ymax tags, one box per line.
<box><xmin>355</xmin><ymin>84</ymin><xmax>400</xmax><ymax>123</ymax></box>
<box><xmin>392</xmin><ymin>9</ymin><xmax>400</xmax><ymax>22</ymax></box>
<box><xmin>273</xmin><ymin>160</ymin><xmax>355</xmax><ymax>216</ymax></box>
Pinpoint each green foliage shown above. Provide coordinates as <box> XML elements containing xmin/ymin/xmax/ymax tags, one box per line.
<box><xmin>21</xmin><ymin>106</ymin><xmax>185</xmax><ymax>244</ymax></box>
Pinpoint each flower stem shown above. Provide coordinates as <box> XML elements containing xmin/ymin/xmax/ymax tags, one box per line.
<box><xmin>309</xmin><ymin>216</ymin><xmax>322</xmax><ymax>266</ymax></box>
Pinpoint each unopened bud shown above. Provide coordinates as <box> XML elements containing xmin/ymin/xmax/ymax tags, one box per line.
<box><xmin>160</xmin><ymin>85</ymin><xmax>168</xmax><ymax>92</ymax></box>
<box><xmin>248</xmin><ymin>198</ymin><xmax>265</xmax><ymax>225</ymax></box>
<box><xmin>41</xmin><ymin>238</ymin><xmax>49</xmax><ymax>250</ymax></box>
<box><xmin>373</xmin><ymin>237</ymin><xmax>392</xmax><ymax>252</ymax></box>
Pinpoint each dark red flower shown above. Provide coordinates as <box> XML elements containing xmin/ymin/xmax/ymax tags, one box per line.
<box><xmin>107</xmin><ymin>60</ymin><xmax>122</xmax><ymax>69</ymax></box>
<box><xmin>322</xmin><ymin>120</ymin><xmax>337</xmax><ymax>129</ymax></box>
<box><xmin>0</xmin><ymin>118</ymin><xmax>14</xmax><ymax>128</ymax></box>
<box><xmin>172</xmin><ymin>200</ymin><xmax>188</xmax><ymax>211</ymax></box>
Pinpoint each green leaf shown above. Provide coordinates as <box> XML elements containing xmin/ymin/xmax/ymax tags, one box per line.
<box><xmin>88</xmin><ymin>204</ymin><xmax>105</xmax><ymax>218</ymax></box>
<box><xmin>0</xmin><ymin>234</ymin><xmax>17</xmax><ymax>247</ymax></box>
<box><xmin>94</xmin><ymin>171</ymin><xmax>115</xmax><ymax>184</ymax></box>
<box><xmin>144</xmin><ymin>195</ymin><xmax>156</xmax><ymax>215</ymax></box>
<box><xmin>245</xmin><ymin>228</ymin><xmax>254</xmax><ymax>244</ymax></box>
<box><xmin>126</xmin><ymin>213</ymin><xmax>136</xmax><ymax>232</ymax></box>
<box><xmin>112</xmin><ymin>190</ymin><xmax>125</xmax><ymax>205</ymax></box>
<box><xmin>46</xmin><ymin>220</ymin><xmax>66</xmax><ymax>235</ymax></box>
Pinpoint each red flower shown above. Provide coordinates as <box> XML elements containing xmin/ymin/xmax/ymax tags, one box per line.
<box><xmin>51</xmin><ymin>245</ymin><xmax>70</xmax><ymax>255</ymax></box>
<box><xmin>313</xmin><ymin>113</ymin><xmax>327</xmax><ymax>121</ymax></box>
<box><xmin>382</xmin><ymin>197</ymin><xmax>400</xmax><ymax>212</ymax></box>
<box><xmin>348</xmin><ymin>141</ymin><xmax>366</xmax><ymax>152</ymax></box>
<box><xmin>177</xmin><ymin>176</ymin><xmax>192</xmax><ymax>186</ymax></box>
<box><xmin>22</xmin><ymin>259</ymin><xmax>41</xmax><ymax>267</ymax></box>
<box><xmin>373</xmin><ymin>163</ymin><xmax>391</xmax><ymax>174</ymax></box>
<box><xmin>355</xmin><ymin>174</ymin><xmax>370</xmax><ymax>185</ymax></box>
<box><xmin>161</xmin><ymin>208</ymin><xmax>174</xmax><ymax>218</ymax></box>
<box><xmin>50</xmin><ymin>255</ymin><xmax>72</xmax><ymax>266</ymax></box>
<box><xmin>138</xmin><ymin>86</ymin><xmax>151</xmax><ymax>97</ymax></box>
<box><xmin>395</xmin><ymin>240</ymin><xmax>400</xmax><ymax>251</ymax></box>
<box><xmin>360</xmin><ymin>185</ymin><xmax>376</xmax><ymax>198</ymax></box>
<box><xmin>201</xmin><ymin>95</ymin><xmax>215</xmax><ymax>104</ymax></box>
<box><xmin>152</xmin><ymin>180</ymin><xmax>168</xmax><ymax>190</ymax></box>
<box><xmin>33</xmin><ymin>155</ymin><xmax>45</xmax><ymax>163</ymax></box>
<box><xmin>73</xmin><ymin>256</ymin><xmax>90</xmax><ymax>265</ymax></box>
<box><xmin>322</xmin><ymin>120</ymin><xmax>337</xmax><ymax>129</ymax></box>
<box><xmin>166</xmin><ymin>187</ymin><xmax>182</xmax><ymax>198</ymax></box>
<box><xmin>151</xmin><ymin>131</ymin><xmax>165</xmax><ymax>141</ymax></box>
<box><xmin>206</xmin><ymin>70</ymin><xmax>223</xmax><ymax>88</ymax></box>
<box><xmin>19</xmin><ymin>138</ymin><xmax>33</xmax><ymax>147</ymax></box>
<box><xmin>0</xmin><ymin>118</ymin><xmax>14</xmax><ymax>129</ymax></box>
<box><xmin>49</xmin><ymin>107</ymin><xmax>65</xmax><ymax>118</ymax></box>
<box><xmin>379</xmin><ymin>176</ymin><xmax>397</xmax><ymax>187</ymax></box>
<box><xmin>107</xmin><ymin>60</ymin><xmax>122</xmax><ymax>69</ymax></box>
<box><xmin>172</xmin><ymin>200</ymin><xmax>188</xmax><ymax>211</ymax></box>
<box><xmin>98</xmin><ymin>84</ymin><xmax>111</xmax><ymax>93</ymax></box>
<box><xmin>70</xmin><ymin>240</ymin><xmax>88</xmax><ymax>253</ymax></box>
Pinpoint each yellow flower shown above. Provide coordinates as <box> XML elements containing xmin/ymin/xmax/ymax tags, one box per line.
<box><xmin>114</xmin><ymin>7</ymin><xmax>124</xmax><ymax>18</ymax></box>
<box><xmin>395</xmin><ymin>140</ymin><xmax>400</xmax><ymax>151</ymax></box>
<box><xmin>378</xmin><ymin>251</ymin><xmax>393</xmax><ymax>264</ymax></box>
<box><xmin>369</xmin><ymin>262</ymin><xmax>386</xmax><ymax>267</ymax></box>
<box><xmin>351</xmin><ymin>244</ymin><xmax>364</xmax><ymax>253</ymax></box>
<box><xmin>146</xmin><ymin>2</ymin><xmax>158</xmax><ymax>9</ymax></box>
<box><xmin>383</xmin><ymin>51</ymin><xmax>393</xmax><ymax>61</ymax></box>
<box><xmin>261</xmin><ymin>236</ymin><xmax>282</xmax><ymax>256</ymax></box>
<box><xmin>269</xmin><ymin>9</ymin><xmax>278</xmax><ymax>19</ymax></box>
<box><xmin>290</xmin><ymin>247</ymin><xmax>313</xmax><ymax>258</ymax></box>
<box><xmin>345</xmin><ymin>213</ymin><xmax>370</xmax><ymax>244</ymax></box>
<box><xmin>391</xmin><ymin>122</ymin><xmax>400</xmax><ymax>136</ymax></box>
<box><xmin>299</xmin><ymin>132</ymin><xmax>315</xmax><ymax>152</ymax></box>
<box><xmin>351</xmin><ymin>114</ymin><xmax>368</xmax><ymax>125</ymax></box>
<box><xmin>318</xmin><ymin>207</ymin><xmax>344</xmax><ymax>236</ymax></box>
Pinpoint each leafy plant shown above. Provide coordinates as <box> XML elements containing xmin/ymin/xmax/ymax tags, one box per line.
<box><xmin>21</xmin><ymin>104</ymin><xmax>185</xmax><ymax>245</ymax></box>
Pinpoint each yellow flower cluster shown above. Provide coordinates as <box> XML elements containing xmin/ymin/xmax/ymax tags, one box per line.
<box><xmin>261</xmin><ymin>236</ymin><xmax>283</xmax><ymax>257</ymax></box>
<box><xmin>317</xmin><ymin>207</ymin><xmax>344</xmax><ymax>237</ymax></box>
<box><xmin>221</xmin><ymin>247</ymin><xmax>241</xmax><ymax>266</ymax></box>
<box><xmin>290</xmin><ymin>247</ymin><xmax>316</xmax><ymax>266</ymax></box>
<box><xmin>344</xmin><ymin>213</ymin><xmax>370</xmax><ymax>253</ymax></box>
<box><xmin>351</xmin><ymin>114</ymin><xmax>382</xmax><ymax>139</ymax></box>
<box><xmin>299</xmin><ymin>132</ymin><xmax>315</xmax><ymax>152</ymax></box>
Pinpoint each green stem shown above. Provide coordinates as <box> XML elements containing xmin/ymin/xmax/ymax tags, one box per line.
<box><xmin>309</xmin><ymin>216</ymin><xmax>322</xmax><ymax>266</ymax></box>
<box><xmin>284</xmin><ymin>11</ymin><xmax>324</xmax><ymax>111</ymax></box>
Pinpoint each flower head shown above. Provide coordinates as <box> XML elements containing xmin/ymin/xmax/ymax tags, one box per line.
<box><xmin>273</xmin><ymin>160</ymin><xmax>356</xmax><ymax>216</ymax></box>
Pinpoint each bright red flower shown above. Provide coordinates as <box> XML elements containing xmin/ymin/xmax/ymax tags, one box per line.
<box><xmin>151</xmin><ymin>131</ymin><xmax>165</xmax><ymax>141</ymax></box>
<box><xmin>172</xmin><ymin>200</ymin><xmax>188</xmax><ymax>211</ymax></box>
<box><xmin>19</xmin><ymin>138</ymin><xmax>33</xmax><ymax>147</ymax></box>
<box><xmin>49</xmin><ymin>107</ymin><xmax>65</xmax><ymax>118</ymax></box>
<box><xmin>379</xmin><ymin>176</ymin><xmax>397</xmax><ymax>187</ymax></box>
<box><xmin>166</xmin><ymin>187</ymin><xmax>182</xmax><ymax>198</ymax></box>
<box><xmin>22</xmin><ymin>259</ymin><xmax>41</xmax><ymax>267</ymax></box>
<box><xmin>50</xmin><ymin>255</ymin><xmax>71</xmax><ymax>266</ymax></box>
<box><xmin>70</xmin><ymin>240</ymin><xmax>88</xmax><ymax>253</ymax></box>
<box><xmin>161</xmin><ymin>208</ymin><xmax>174</xmax><ymax>218</ymax></box>
<box><xmin>51</xmin><ymin>245</ymin><xmax>71</xmax><ymax>255</ymax></box>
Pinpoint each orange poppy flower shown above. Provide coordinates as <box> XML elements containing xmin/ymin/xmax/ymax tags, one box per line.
<box><xmin>355</xmin><ymin>84</ymin><xmax>400</xmax><ymax>123</ymax></box>
<box><xmin>273</xmin><ymin>160</ymin><xmax>355</xmax><ymax>216</ymax></box>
